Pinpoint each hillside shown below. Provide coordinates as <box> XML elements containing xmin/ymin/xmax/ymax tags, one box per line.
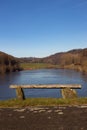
<box><xmin>19</xmin><ymin>48</ymin><xmax>87</xmax><ymax>73</ymax></box>
<box><xmin>0</xmin><ymin>51</ymin><xmax>22</xmax><ymax>74</ymax></box>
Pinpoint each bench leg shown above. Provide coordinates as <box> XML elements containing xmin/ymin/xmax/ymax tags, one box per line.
<box><xmin>61</xmin><ymin>88</ymin><xmax>77</xmax><ymax>99</ymax></box>
<box><xmin>16</xmin><ymin>87</ymin><xmax>25</xmax><ymax>100</ymax></box>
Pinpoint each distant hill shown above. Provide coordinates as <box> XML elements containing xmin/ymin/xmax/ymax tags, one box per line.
<box><xmin>1</xmin><ymin>48</ymin><xmax>87</xmax><ymax>74</ymax></box>
<box><xmin>19</xmin><ymin>48</ymin><xmax>87</xmax><ymax>73</ymax></box>
<box><xmin>0</xmin><ymin>51</ymin><xmax>22</xmax><ymax>73</ymax></box>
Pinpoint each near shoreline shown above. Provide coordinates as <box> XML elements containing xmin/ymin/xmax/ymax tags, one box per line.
<box><xmin>0</xmin><ymin>98</ymin><xmax>87</xmax><ymax>108</ymax></box>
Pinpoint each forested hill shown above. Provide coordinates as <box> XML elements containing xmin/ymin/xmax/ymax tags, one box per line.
<box><xmin>0</xmin><ymin>51</ymin><xmax>21</xmax><ymax>73</ymax></box>
<box><xmin>19</xmin><ymin>48</ymin><xmax>87</xmax><ymax>73</ymax></box>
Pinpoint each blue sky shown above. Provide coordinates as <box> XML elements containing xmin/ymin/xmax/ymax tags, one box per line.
<box><xmin>0</xmin><ymin>0</ymin><xmax>87</xmax><ymax>57</ymax></box>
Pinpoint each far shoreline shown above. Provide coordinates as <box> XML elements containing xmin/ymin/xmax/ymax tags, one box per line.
<box><xmin>20</xmin><ymin>63</ymin><xmax>87</xmax><ymax>74</ymax></box>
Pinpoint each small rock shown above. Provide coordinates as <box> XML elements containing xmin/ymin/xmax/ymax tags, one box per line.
<box><xmin>33</xmin><ymin>111</ymin><xmax>38</xmax><ymax>113</ymax></box>
<box><xmin>14</xmin><ymin>109</ymin><xmax>25</xmax><ymax>112</ymax></box>
<box><xmin>80</xmin><ymin>106</ymin><xmax>87</xmax><ymax>108</ymax></box>
<box><xmin>39</xmin><ymin>110</ymin><xmax>46</xmax><ymax>113</ymax></box>
<box><xmin>9</xmin><ymin>114</ymin><xmax>12</xmax><ymax>116</ymax></box>
<box><xmin>47</xmin><ymin>110</ymin><xmax>52</xmax><ymax>113</ymax></box>
<box><xmin>48</xmin><ymin>116</ymin><xmax>51</xmax><ymax>119</ymax></box>
<box><xmin>58</xmin><ymin>112</ymin><xmax>63</xmax><ymax>115</ymax></box>
<box><xmin>20</xmin><ymin>116</ymin><xmax>25</xmax><ymax>119</ymax></box>
<box><xmin>54</xmin><ymin>110</ymin><xmax>62</xmax><ymax>113</ymax></box>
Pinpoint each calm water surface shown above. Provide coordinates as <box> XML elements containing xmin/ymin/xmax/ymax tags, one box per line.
<box><xmin>0</xmin><ymin>69</ymin><xmax>87</xmax><ymax>100</ymax></box>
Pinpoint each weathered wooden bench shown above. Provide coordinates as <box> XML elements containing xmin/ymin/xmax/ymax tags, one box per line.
<box><xmin>10</xmin><ymin>84</ymin><xmax>81</xmax><ymax>100</ymax></box>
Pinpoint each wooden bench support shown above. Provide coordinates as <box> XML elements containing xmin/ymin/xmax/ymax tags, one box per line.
<box><xmin>16</xmin><ymin>87</ymin><xmax>25</xmax><ymax>100</ymax></box>
<box><xmin>61</xmin><ymin>88</ymin><xmax>77</xmax><ymax>99</ymax></box>
<box><xmin>10</xmin><ymin>84</ymin><xmax>81</xmax><ymax>100</ymax></box>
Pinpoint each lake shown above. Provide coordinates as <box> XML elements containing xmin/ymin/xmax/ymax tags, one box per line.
<box><xmin>0</xmin><ymin>69</ymin><xmax>87</xmax><ymax>100</ymax></box>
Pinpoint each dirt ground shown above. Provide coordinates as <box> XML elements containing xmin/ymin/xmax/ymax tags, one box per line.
<box><xmin>0</xmin><ymin>106</ymin><xmax>87</xmax><ymax>130</ymax></box>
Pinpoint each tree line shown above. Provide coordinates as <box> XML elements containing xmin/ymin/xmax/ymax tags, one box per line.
<box><xmin>0</xmin><ymin>51</ymin><xmax>22</xmax><ymax>74</ymax></box>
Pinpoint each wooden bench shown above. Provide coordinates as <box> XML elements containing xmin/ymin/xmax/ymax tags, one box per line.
<box><xmin>10</xmin><ymin>84</ymin><xmax>81</xmax><ymax>100</ymax></box>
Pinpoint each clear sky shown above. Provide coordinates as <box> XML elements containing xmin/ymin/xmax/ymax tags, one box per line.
<box><xmin>0</xmin><ymin>0</ymin><xmax>87</xmax><ymax>57</ymax></box>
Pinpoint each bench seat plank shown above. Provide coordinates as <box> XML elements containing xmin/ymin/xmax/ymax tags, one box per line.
<box><xmin>10</xmin><ymin>84</ymin><xmax>81</xmax><ymax>89</ymax></box>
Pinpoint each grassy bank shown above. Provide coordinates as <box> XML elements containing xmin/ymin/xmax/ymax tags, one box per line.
<box><xmin>20</xmin><ymin>63</ymin><xmax>87</xmax><ymax>74</ymax></box>
<box><xmin>20</xmin><ymin>63</ymin><xmax>60</xmax><ymax>70</ymax></box>
<box><xmin>0</xmin><ymin>98</ymin><xmax>87</xmax><ymax>108</ymax></box>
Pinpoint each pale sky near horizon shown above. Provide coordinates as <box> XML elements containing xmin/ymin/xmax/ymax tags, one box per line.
<box><xmin>0</xmin><ymin>0</ymin><xmax>87</xmax><ymax>57</ymax></box>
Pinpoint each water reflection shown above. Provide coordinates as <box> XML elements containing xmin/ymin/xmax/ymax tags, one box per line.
<box><xmin>0</xmin><ymin>69</ymin><xmax>87</xmax><ymax>100</ymax></box>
